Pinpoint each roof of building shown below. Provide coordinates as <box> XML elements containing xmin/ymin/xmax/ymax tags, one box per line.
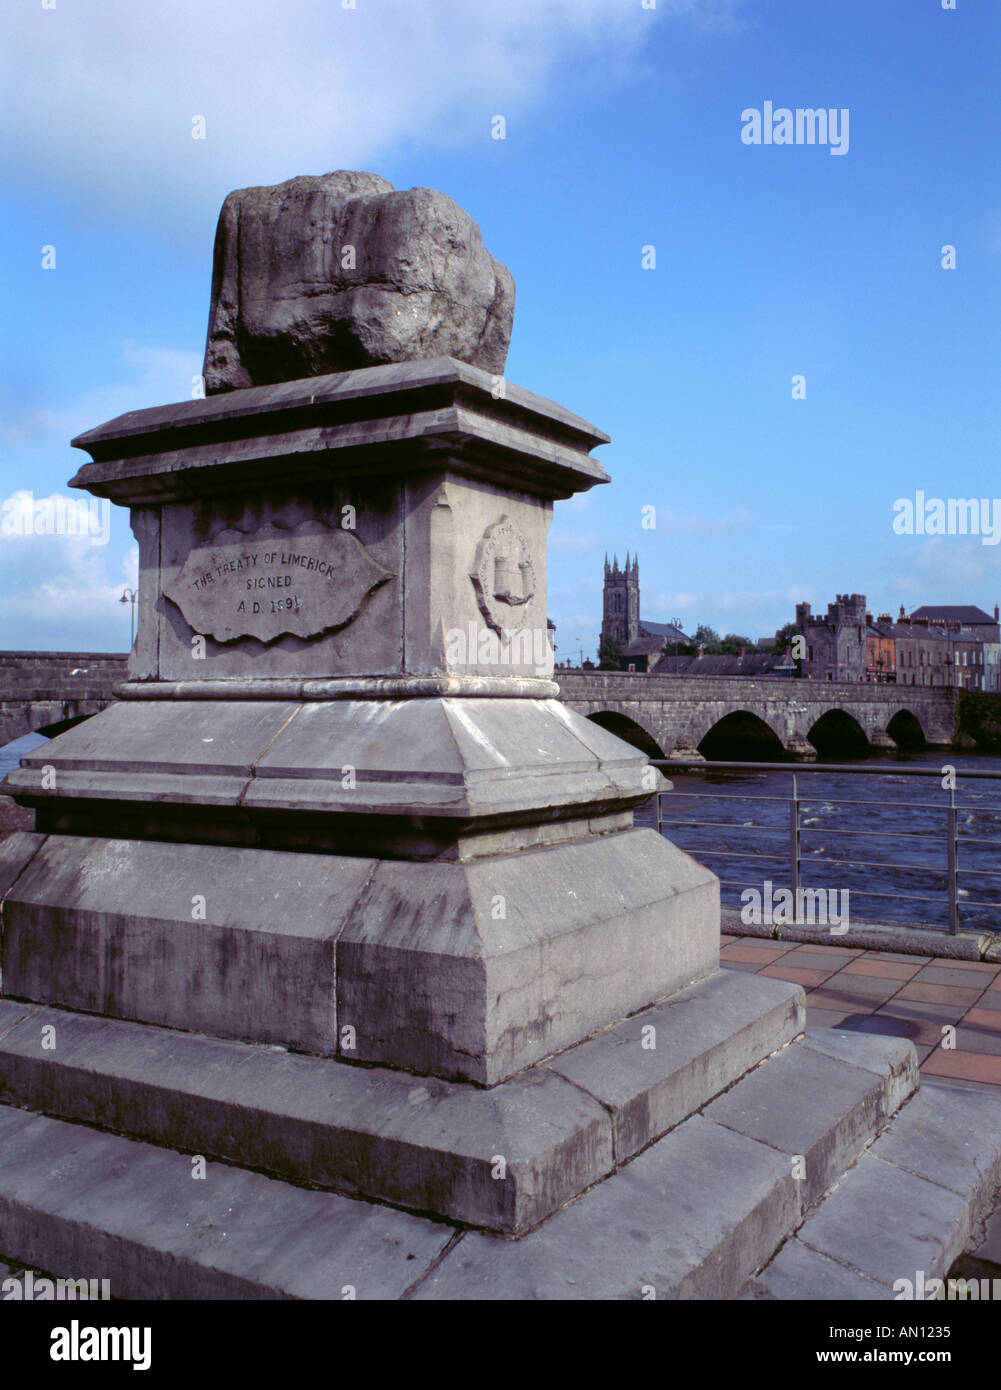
<box><xmin>638</xmin><ymin>619</ymin><xmax>691</xmax><ymax>642</ymax></box>
<box><xmin>911</xmin><ymin>605</ymin><xmax>996</xmax><ymax>625</ymax></box>
<box><xmin>652</xmin><ymin>651</ymin><xmax>797</xmax><ymax>676</ymax></box>
<box><xmin>620</xmin><ymin>634</ymin><xmax>667</xmax><ymax>658</ymax></box>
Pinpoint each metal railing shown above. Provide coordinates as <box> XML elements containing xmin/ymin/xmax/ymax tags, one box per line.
<box><xmin>650</xmin><ymin>759</ymin><xmax>1001</xmax><ymax>936</ymax></box>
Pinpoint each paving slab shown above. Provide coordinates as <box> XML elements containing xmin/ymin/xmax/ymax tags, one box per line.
<box><xmin>411</xmin><ymin>1114</ymin><xmax>799</xmax><ymax>1300</ymax></box>
<box><xmin>0</xmin><ymin>1103</ymin><xmax>451</xmax><ymax>1300</ymax></box>
<box><xmin>869</xmin><ymin>1079</ymin><xmax>1001</xmax><ymax>1220</ymax></box>
<box><xmin>744</xmin><ymin>1237</ymin><xmax>894</xmax><ymax>1300</ymax></box>
<box><xmin>913</xmin><ymin>965</ymin><xmax>996</xmax><ymax>992</ymax></box>
<box><xmin>794</xmin><ymin>1151</ymin><xmax>971</xmax><ymax>1288</ymax></box>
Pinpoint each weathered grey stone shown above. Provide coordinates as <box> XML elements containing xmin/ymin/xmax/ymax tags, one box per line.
<box><xmin>0</xmin><ymin>1103</ymin><xmax>450</xmax><ymax>1300</ymax></box>
<box><xmin>794</xmin><ymin>1151</ymin><xmax>971</xmax><ymax>1287</ymax></box>
<box><xmin>202</xmin><ymin>172</ymin><xmax>514</xmax><ymax>392</ymax></box>
<box><xmin>547</xmin><ymin>969</ymin><xmax>804</xmax><ymax>1160</ymax></box>
<box><xmin>705</xmin><ymin>1038</ymin><xmax>905</xmax><ymax>1210</ymax></box>
<box><xmin>745</xmin><ymin>1238</ymin><xmax>894</xmax><ymax>1299</ymax></box>
<box><xmin>336</xmin><ymin>828</ymin><xmax>718</xmax><ymax>1083</ymax></box>
<box><xmin>412</xmin><ymin>1114</ymin><xmax>800</xmax><ymax>1300</ymax></box>
<box><xmin>0</xmin><ymin>824</ymin><xmax>715</xmax><ymax>1086</ymax></box>
<box><xmin>0</xmin><ymin>999</ymin><xmax>611</xmax><ymax>1233</ymax></box>
<box><xmin>868</xmin><ymin>1079</ymin><xmax>1001</xmax><ymax>1221</ymax></box>
<box><xmin>799</xmin><ymin>1027</ymin><xmax>919</xmax><ymax>1120</ymax></box>
<box><xmin>1</xmin><ymin>836</ymin><xmax>376</xmax><ymax>1054</ymax></box>
<box><xmin>6</xmin><ymin>697</ymin><xmax>657</xmax><ymax>840</ymax></box>
<box><xmin>0</xmin><ymin>830</ymin><xmax>46</xmax><ymax>899</ymax></box>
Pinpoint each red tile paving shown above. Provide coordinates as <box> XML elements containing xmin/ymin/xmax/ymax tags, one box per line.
<box><xmin>721</xmin><ymin>937</ymin><xmax>1001</xmax><ymax>1089</ymax></box>
<box><xmin>894</xmin><ymin>981</ymin><xmax>986</xmax><ymax>1007</ymax></box>
<box><xmin>758</xmin><ymin>964</ymin><xmax>837</xmax><ymax>988</ymax></box>
<box><xmin>962</xmin><ymin>1007</ymin><xmax>1001</xmax><ymax>1033</ymax></box>
<box><xmin>842</xmin><ymin>958</ymin><xmax>923</xmax><ymax>980</ymax></box>
<box><xmin>921</xmin><ymin>1050</ymin><xmax>1001</xmax><ymax>1085</ymax></box>
<box><xmin>719</xmin><ymin>944</ymin><xmax>789</xmax><ymax>964</ymax></box>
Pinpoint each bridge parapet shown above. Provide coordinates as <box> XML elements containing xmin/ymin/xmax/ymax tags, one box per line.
<box><xmin>555</xmin><ymin>669</ymin><xmax>957</xmax><ymax>755</ymax></box>
<box><xmin>0</xmin><ymin>652</ymin><xmax>128</xmax><ymax>746</ymax></box>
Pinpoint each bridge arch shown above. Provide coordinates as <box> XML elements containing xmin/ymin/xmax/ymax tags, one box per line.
<box><xmin>698</xmin><ymin>710</ymin><xmax>786</xmax><ymax>761</ymax></box>
<box><xmin>886</xmin><ymin>708</ymin><xmax>928</xmax><ymax>751</ymax></box>
<box><xmin>0</xmin><ymin>701</ymin><xmax>104</xmax><ymax>748</ymax></box>
<box><xmin>806</xmin><ymin>709</ymin><xmax>870</xmax><ymax>758</ymax></box>
<box><xmin>585</xmin><ymin>710</ymin><xmax>666</xmax><ymax>759</ymax></box>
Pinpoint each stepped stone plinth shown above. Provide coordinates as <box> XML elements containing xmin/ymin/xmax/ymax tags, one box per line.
<box><xmin>2</xmin><ymin>173</ymin><xmax>991</xmax><ymax>1299</ymax></box>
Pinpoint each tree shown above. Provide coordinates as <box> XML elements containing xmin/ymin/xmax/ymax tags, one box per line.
<box><xmin>597</xmin><ymin>636</ymin><xmax>622</xmax><ymax>670</ymax></box>
<box><xmin>772</xmin><ymin>621</ymin><xmax>799</xmax><ymax>654</ymax></box>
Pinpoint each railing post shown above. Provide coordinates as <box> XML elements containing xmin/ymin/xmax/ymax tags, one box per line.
<box><xmin>656</xmin><ymin>786</ymin><xmax>662</xmax><ymax>837</ymax></box>
<box><xmin>947</xmin><ymin>786</ymin><xmax>959</xmax><ymax>935</ymax></box>
<box><xmin>790</xmin><ymin>772</ymin><xmax>800</xmax><ymax>908</ymax></box>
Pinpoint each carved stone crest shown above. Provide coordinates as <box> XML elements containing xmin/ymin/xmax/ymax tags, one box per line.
<box><xmin>470</xmin><ymin>516</ymin><xmax>536</xmax><ymax>634</ymax></box>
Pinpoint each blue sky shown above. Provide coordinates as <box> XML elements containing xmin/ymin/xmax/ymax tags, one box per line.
<box><xmin>2</xmin><ymin>0</ymin><xmax>999</xmax><ymax>657</ymax></box>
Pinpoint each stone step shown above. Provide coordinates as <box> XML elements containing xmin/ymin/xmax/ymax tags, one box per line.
<box><xmin>0</xmin><ymin>1103</ymin><xmax>451</xmax><ymax>1300</ymax></box>
<box><xmin>704</xmin><ymin>1029</ymin><xmax>918</xmax><ymax>1211</ymax></box>
<box><xmin>0</xmin><ymin>1027</ymin><xmax>930</xmax><ymax>1299</ymax></box>
<box><xmin>412</xmin><ymin>1110</ymin><xmax>802</xmax><ymax>1299</ymax></box>
<box><xmin>411</xmin><ymin>1031</ymin><xmax>918</xmax><ymax>1300</ymax></box>
<box><xmin>0</xmin><ymin>970</ymin><xmax>802</xmax><ymax>1234</ymax></box>
<box><xmin>745</xmin><ymin>1078</ymin><xmax>1001</xmax><ymax>1300</ymax></box>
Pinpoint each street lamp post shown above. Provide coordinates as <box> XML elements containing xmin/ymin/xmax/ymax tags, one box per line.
<box><xmin>120</xmin><ymin>588</ymin><xmax>137</xmax><ymax>648</ymax></box>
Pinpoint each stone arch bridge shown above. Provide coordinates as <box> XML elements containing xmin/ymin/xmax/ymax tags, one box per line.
<box><xmin>556</xmin><ymin>670</ymin><xmax>957</xmax><ymax>760</ymax></box>
<box><xmin>0</xmin><ymin>652</ymin><xmax>128</xmax><ymax>747</ymax></box>
<box><xmin>0</xmin><ymin>656</ymin><xmax>959</xmax><ymax>762</ymax></box>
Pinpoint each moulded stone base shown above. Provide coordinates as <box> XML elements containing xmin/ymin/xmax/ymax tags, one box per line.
<box><xmin>0</xmin><ymin>825</ymin><xmax>718</xmax><ymax>1084</ymax></box>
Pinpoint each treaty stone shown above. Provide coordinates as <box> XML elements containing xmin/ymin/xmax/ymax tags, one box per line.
<box><xmin>202</xmin><ymin>170</ymin><xmax>515</xmax><ymax>391</ymax></box>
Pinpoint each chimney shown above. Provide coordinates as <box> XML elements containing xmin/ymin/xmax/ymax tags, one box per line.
<box><xmin>995</xmin><ymin>605</ymin><xmax>999</xmax><ymax>621</ymax></box>
<box><xmin>696</xmin><ymin>645</ymin><xmax>705</xmax><ymax>659</ymax></box>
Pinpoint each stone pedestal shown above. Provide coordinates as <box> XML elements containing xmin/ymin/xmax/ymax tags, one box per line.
<box><xmin>4</xmin><ymin>358</ymin><xmax>719</xmax><ymax>1088</ymax></box>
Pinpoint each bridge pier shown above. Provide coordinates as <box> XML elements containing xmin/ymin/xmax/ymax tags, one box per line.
<box><xmin>783</xmin><ymin>735</ymin><xmax>817</xmax><ymax>762</ymax></box>
<box><xmin>867</xmin><ymin>730</ymin><xmax>897</xmax><ymax>752</ymax></box>
<box><xmin>668</xmin><ymin>745</ymin><xmax>704</xmax><ymax>762</ymax></box>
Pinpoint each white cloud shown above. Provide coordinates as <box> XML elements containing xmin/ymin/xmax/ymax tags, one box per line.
<box><xmin>882</xmin><ymin>536</ymin><xmax>1001</xmax><ymax>604</ymax></box>
<box><xmin>4</xmin><ymin>0</ymin><xmax>742</xmax><ymax>236</ymax></box>
<box><xmin>0</xmin><ymin>516</ymin><xmax>138</xmax><ymax>650</ymax></box>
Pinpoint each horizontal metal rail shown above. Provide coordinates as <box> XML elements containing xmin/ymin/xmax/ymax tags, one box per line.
<box><xmin>650</xmin><ymin>759</ymin><xmax>1001</xmax><ymax>936</ymax></box>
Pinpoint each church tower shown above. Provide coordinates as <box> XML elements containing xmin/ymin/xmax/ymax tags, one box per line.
<box><xmin>601</xmin><ymin>553</ymin><xmax>640</xmax><ymax>649</ymax></box>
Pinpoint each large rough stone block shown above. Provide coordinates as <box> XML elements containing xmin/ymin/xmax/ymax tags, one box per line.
<box><xmin>203</xmin><ymin>172</ymin><xmax>515</xmax><ymax>392</ymax></box>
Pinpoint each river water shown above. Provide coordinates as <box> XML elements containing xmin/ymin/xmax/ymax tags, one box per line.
<box><xmin>635</xmin><ymin>751</ymin><xmax>1001</xmax><ymax>934</ymax></box>
<box><xmin>4</xmin><ymin>733</ymin><xmax>999</xmax><ymax>933</ymax></box>
<box><xmin>0</xmin><ymin>732</ymin><xmax>49</xmax><ymax>780</ymax></box>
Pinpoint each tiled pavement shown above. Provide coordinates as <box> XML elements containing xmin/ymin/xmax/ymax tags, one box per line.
<box><xmin>720</xmin><ymin>934</ymin><xmax>1001</xmax><ymax>1088</ymax></box>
